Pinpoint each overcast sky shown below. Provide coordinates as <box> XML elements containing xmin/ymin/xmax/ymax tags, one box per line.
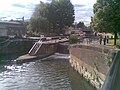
<box><xmin>0</xmin><ymin>0</ymin><xmax>96</xmax><ymax>25</ymax></box>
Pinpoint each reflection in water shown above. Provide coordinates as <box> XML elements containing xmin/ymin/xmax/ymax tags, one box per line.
<box><xmin>0</xmin><ymin>53</ymin><xmax>24</xmax><ymax>64</ymax></box>
<box><xmin>0</xmin><ymin>54</ymin><xmax>96</xmax><ymax>90</ymax></box>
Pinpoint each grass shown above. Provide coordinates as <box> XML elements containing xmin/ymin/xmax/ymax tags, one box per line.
<box><xmin>108</xmin><ymin>38</ymin><xmax>120</xmax><ymax>45</ymax></box>
<box><xmin>107</xmin><ymin>38</ymin><xmax>120</xmax><ymax>49</ymax></box>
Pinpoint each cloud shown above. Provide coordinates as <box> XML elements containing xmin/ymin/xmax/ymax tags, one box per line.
<box><xmin>75</xmin><ymin>9</ymin><xmax>93</xmax><ymax>25</ymax></box>
<box><xmin>12</xmin><ymin>2</ymin><xmax>36</xmax><ymax>12</ymax></box>
<box><xmin>0</xmin><ymin>0</ymin><xmax>37</xmax><ymax>20</ymax></box>
<box><xmin>72</xmin><ymin>0</ymin><xmax>96</xmax><ymax>25</ymax></box>
<box><xmin>74</xmin><ymin>4</ymin><xmax>86</xmax><ymax>8</ymax></box>
<box><xmin>46</xmin><ymin>0</ymin><xmax>52</xmax><ymax>2</ymax></box>
<box><xmin>0</xmin><ymin>0</ymin><xmax>96</xmax><ymax>25</ymax></box>
<box><xmin>75</xmin><ymin>7</ymin><xmax>93</xmax><ymax>12</ymax></box>
<box><xmin>12</xmin><ymin>3</ymin><xmax>26</xmax><ymax>8</ymax></box>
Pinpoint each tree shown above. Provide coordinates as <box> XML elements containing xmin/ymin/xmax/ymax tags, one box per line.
<box><xmin>91</xmin><ymin>0</ymin><xmax>120</xmax><ymax>45</ymax></box>
<box><xmin>90</xmin><ymin>0</ymin><xmax>105</xmax><ymax>32</ymax></box>
<box><xmin>32</xmin><ymin>1</ymin><xmax>49</xmax><ymax>17</ymax></box>
<box><xmin>28</xmin><ymin>0</ymin><xmax>74</xmax><ymax>36</ymax></box>
<box><xmin>45</xmin><ymin>0</ymin><xmax>74</xmax><ymax>34</ymax></box>
<box><xmin>77</xmin><ymin>22</ymin><xmax>85</xmax><ymax>28</ymax></box>
<box><xmin>30</xmin><ymin>17</ymin><xmax>50</xmax><ymax>35</ymax></box>
<box><xmin>28</xmin><ymin>2</ymin><xmax>51</xmax><ymax>36</ymax></box>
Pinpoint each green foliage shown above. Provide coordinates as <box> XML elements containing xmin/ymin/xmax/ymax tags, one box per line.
<box><xmin>91</xmin><ymin>0</ymin><xmax>120</xmax><ymax>45</ymax></box>
<box><xmin>32</xmin><ymin>1</ymin><xmax>49</xmax><ymax>17</ymax></box>
<box><xmin>108</xmin><ymin>38</ymin><xmax>120</xmax><ymax>45</ymax></box>
<box><xmin>30</xmin><ymin>17</ymin><xmax>50</xmax><ymax>33</ymax></box>
<box><xmin>27</xmin><ymin>17</ymin><xmax>50</xmax><ymax>36</ymax></box>
<box><xmin>69</xmin><ymin>35</ymin><xmax>78</xmax><ymax>44</ymax></box>
<box><xmin>46</xmin><ymin>0</ymin><xmax>74</xmax><ymax>34</ymax></box>
<box><xmin>28</xmin><ymin>0</ymin><xmax>74</xmax><ymax>36</ymax></box>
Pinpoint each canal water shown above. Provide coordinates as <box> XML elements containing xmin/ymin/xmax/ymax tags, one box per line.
<box><xmin>0</xmin><ymin>53</ymin><xmax>96</xmax><ymax>90</ymax></box>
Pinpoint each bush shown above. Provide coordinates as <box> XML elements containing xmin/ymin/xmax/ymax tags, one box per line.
<box><xmin>116</xmin><ymin>45</ymin><xmax>120</xmax><ymax>49</ymax></box>
<box><xmin>69</xmin><ymin>35</ymin><xmax>78</xmax><ymax>44</ymax></box>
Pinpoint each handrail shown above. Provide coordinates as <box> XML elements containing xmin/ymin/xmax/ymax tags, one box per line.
<box><xmin>101</xmin><ymin>50</ymin><xmax>120</xmax><ymax>90</ymax></box>
<box><xmin>28</xmin><ymin>40</ymin><xmax>42</xmax><ymax>55</ymax></box>
<box><xmin>34</xmin><ymin>41</ymin><xmax>42</xmax><ymax>54</ymax></box>
<box><xmin>28</xmin><ymin>42</ymin><xmax>37</xmax><ymax>54</ymax></box>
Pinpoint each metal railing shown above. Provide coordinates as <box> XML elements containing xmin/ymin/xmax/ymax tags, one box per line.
<box><xmin>28</xmin><ymin>40</ymin><xmax>42</xmax><ymax>55</ymax></box>
<box><xmin>34</xmin><ymin>41</ymin><xmax>42</xmax><ymax>55</ymax></box>
<box><xmin>101</xmin><ymin>50</ymin><xmax>120</xmax><ymax>90</ymax></box>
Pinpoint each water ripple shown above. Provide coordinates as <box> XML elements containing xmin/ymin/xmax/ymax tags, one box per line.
<box><xmin>0</xmin><ymin>54</ymin><xmax>96</xmax><ymax>90</ymax></box>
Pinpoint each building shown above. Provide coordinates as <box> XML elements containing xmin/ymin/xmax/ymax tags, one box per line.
<box><xmin>65</xmin><ymin>26</ymin><xmax>83</xmax><ymax>35</ymax></box>
<box><xmin>81</xmin><ymin>27</ymin><xmax>93</xmax><ymax>35</ymax></box>
<box><xmin>0</xmin><ymin>21</ymin><xmax>26</xmax><ymax>37</ymax></box>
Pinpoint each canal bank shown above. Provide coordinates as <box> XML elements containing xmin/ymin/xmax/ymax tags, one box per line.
<box><xmin>69</xmin><ymin>44</ymin><xmax>117</xmax><ymax>89</ymax></box>
<box><xmin>0</xmin><ymin>38</ymin><xmax>34</xmax><ymax>54</ymax></box>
